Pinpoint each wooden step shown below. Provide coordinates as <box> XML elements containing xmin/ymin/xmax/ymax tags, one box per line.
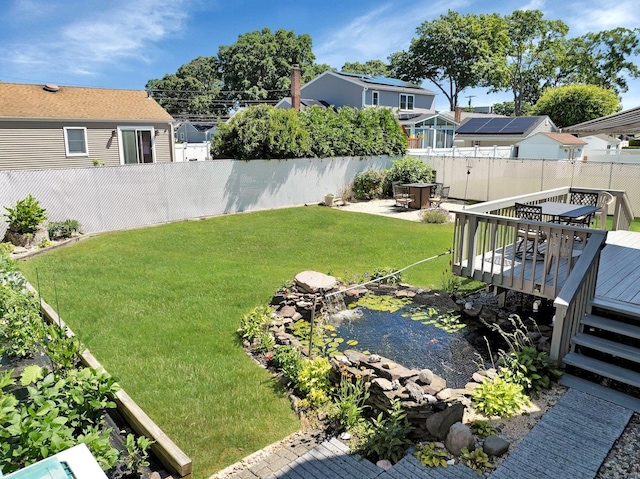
<box><xmin>581</xmin><ymin>314</ymin><xmax>640</xmax><ymax>340</ymax></box>
<box><xmin>591</xmin><ymin>297</ymin><xmax>640</xmax><ymax>319</ymax></box>
<box><xmin>559</xmin><ymin>374</ymin><xmax>640</xmax><ymax>412</ymax></box>
<box><xmin>563</xmin><ymin>352</ymin><xmax>640</xmax><ymax>389</ymax></box>
<box><xmin>572</xmin><ymin>333</ymin><xmax>640</xmax><ymax>364</ymax></box>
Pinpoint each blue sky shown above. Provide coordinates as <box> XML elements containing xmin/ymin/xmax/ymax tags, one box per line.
<box><xmin>2</xmin><ymin>0</ymin><xmax>640</xmax><ymax>110</ymax></box>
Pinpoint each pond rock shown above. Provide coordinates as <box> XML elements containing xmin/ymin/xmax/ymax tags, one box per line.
<box><xmin>294</xmin><ymin>271</ymin><xmax>338</xmax><ymax>293</ymax></box>
<box><xmin>483</xmin><ymin>435</ymin><xmax>510</xmax><ymax>456</ymax></box>
<box><xmin>445</xmin><ymin>422</ymin><xmax>476</xmax><ymax>456</ymax></box>
<box><xmin>426</xmin><ymin>402</ymin><xmax>465</xmax><ymax>440</ymax></box>
<box><xmin>418</xmin><ymin>368</ymin><xmax>434</xmax><ymax>385</ymax></box>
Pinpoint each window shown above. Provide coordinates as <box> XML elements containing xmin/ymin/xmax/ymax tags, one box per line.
<box><xmin>63</xmin><ymin>127</ymin><xmax>88</xmax><ymax>156</ymax></box>
<box><xmin>118</xmin><ymin>127</ymin><xmax>155</xmax><ymax>164</ymax></box>
<box><xmin>400</xmin><ymin>94</ymin><xmax>414</xmax><ymax>110</ymax></box>
<box><xmin>372</xmin><ymin>91</ymin><xmax>379</xmax><ymax>106</ymax></box>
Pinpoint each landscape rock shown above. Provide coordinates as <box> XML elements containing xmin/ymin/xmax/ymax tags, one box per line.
<box><xmin>376</xmin><ymin>460</ymin><xmax>393</xmax><ymax>471</ymax></box>
<box><xmin>294</xmin><ymin>271</ymin><xmax>338</xmax><ymax>293</ymax></box>
<box><xmin>372</xmin><ymin>377</ymin><xmax>395</xmax><ymax>391</ymax></box>
<box><xmin>483</xmin><ymin>435</ymin><xmax>510</xmax><ymax>456</ymax></box>
<box><xmin>405</xmin><ymin>381</ymin><xmax>425</xmax><ymax>403</ymax></box>
<box><xmin>422</xmin><ymin>375</ymin><xmax>447</xmax><ymax>395</ymax></box>
<box><xmin>445</xmin><ymin>422</ymin><xmax>476</xmax><ymax>456</ymax></box>
<box><xmin>277</xmin><ymin>305</ymin><xmax>297</xmax><ymax>318</ymax></box>
<box><xmin>418</xmin><ymin>369</ymin><xmax>434</xmax><ymax>385</ymax></box>
<box><xmin>426</xmin><ymin>402</ymin><xmax>465</xmax><ymax>440</ymax></box>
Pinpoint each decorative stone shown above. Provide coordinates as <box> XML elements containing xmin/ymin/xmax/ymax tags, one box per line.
<box><xmin>340</xmin><ymin>432</ymin><xmax>351</xmax><ymax>440</ymax></box>
<box><xmin>445</xmin><ymin>422</ymin><xmax>476</xmax><ymax>456</ymax></box>
<box><xmin>485</xmin><ymin>368</ymin><xmax>498</xmax><ymax>379</ymax></box>
<box><xmin>472</xmin><ymin>372</ymin><xmax>486</xmax><ymax>383</ymax></box>
<box><xmin>373</xmin><ymin>377</ymin><xmax>395</xmax><ymax>391</ymax></box>
<box><xmin>405</xmin><ymin>381</ymin><xmax>425</xmax><ymax>402</ymax></box>
<box><xmin>422</xmin><ymin>375</ymin><xmax>447</xmax><ymax>395</ymax></box>
<box><xmin>418</xmin><ymin>369</ymin><xmax>434</xmax><ymax>385</ymax></box>
<box><xmin>277</xmin><ymin>305</ymin><xmax>297</xmax><ymax>318</ymax></box>
<box><xmin>446</xmin><ymin>459</ymin><xmax>456</xmax><ymax>466</ymax></box>
<box><xmin>4</xmin><ymin>227</ymin><xmax>49</xmax><ymax>248</ymax></box>
<box><xmin>294</xmin><ymin>271</ymin><xmax>338</xmax><ymax>293</ymax></box>
<box><xmin>291</xmin><ymin>312</ymin><xmax>303</xmax><ymax>321</ymax></box>
<box><xmin>426</xmin><ymin>402</ymin><xmax>465</xmax><ymax>440</ymax></box>
<box><xmin>436</xmin><ymin>388</ymin><xmax>454</xmax><ymax>401</ymax></box>
<box><xmin>369</xmin><ymin>354</ymin><xmax>381</xmax><ymax>363</ymax></box>
<box><xmin>382</xmin><ymin>361</ymin><xmax>397</xmax><ymax>370</ymax></box>
<box><xmin>425</xmin><ymin>394</ymin><xmax>438</xmax><ymax>405</ymax></box>
<box><xmin>149</xmin><ymin>473</ymin><xmax>162</xmax><ymax>479</ymax></box>
<box><xmin>376</xmin><ymin>459</ymin><xmax>393</xmax><ymax>471</ymax></box>
<box><xmin>483</xmin><ymin>435</ymin><xmax>510</xmax><ymax>456</ymax></box>
<box><xmin>464</xmin><ymin>382</ymin><xmax>481</xmax><ymax>392</ymax></box>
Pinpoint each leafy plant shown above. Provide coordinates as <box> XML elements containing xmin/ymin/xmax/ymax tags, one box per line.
<box><xmin>414</xmin><ymin>442</ymin><xmax>448</xmax><ymax>468</ymax></box>
<box><xmin>460</xmin><ymin>447</ymin><xmax>495</xmax><ymax>475</ymax></box>
<box><xmin>3</xmin><ymin>195</ymin><xmax>47</xmax><ymax>234</ymax></box>
<box><xmin>329</xmin><ymin>367</ymin><xmax>369</xmax><ymax>431</ymax></box>
<box><xmin>352</xmin><ymin>168</ymin><xmax>386</xmax><ymax>200</ymax></box>
<box><xmin>0</xmin><ymin>242</ymin><xmax>15</xmax><ymax>256</ymax></box>
<box><xmin>37</xmin><ymin>239</ymin><xmax>52</xmax><ymax>249</ymax></box>
<box><xmin>472</xmin><ymin>377</ymin><xmax>531</xmax><ymax>418</ymax></box>
<box><xmin>383</xmin><ymin>157</ymin><xmax>434</xmax><ymax>196</ymax></box>
<box><xmin>359</xmin><ymin>399</ymin><xmax>413</xmax><ymax>464</ymax></box>
<box><xmin>123</xmin><ymin>433</ymin><xmax>155</xmax><ymax>476</ymax></box>
<box><xmin>290</xmin><ymin>319</ymin><xmax>344</xmax><ymax>357</ymax></box>
<box><xmin>296</xmin><ymin>356</ymin><xmax>332</xmax><ymax>407</ymax></box>
<box><xmin>255</xmin><ymin>331</ymin><xmax>275</xmax><ymax>353</ymax></box>
<box><xmin>469</xmin><ymin>419</ymin><xmax>497</xmax><ymax>438</ymax></box>
<box><xmin>44</xmin><ymin>324</ymin><xmax>84</xmax><ymax>371</ymax></box>
<box><xmin>0</xmin><ymin>283</ymin><xmax>44</xmax><ymax>358</ymax></box>
<box><xmin>421</xmin><ymin>209</ymin><xmax>448</xmax><ymax>224</ymax></box>
<box><xmin>48</xmin><ymin>219</ymin><xmax>81</xmax><ymax>240</ymax></box>
<box><xmin>440</xmin><ymin>270</ymin><xmax>462</xmax><ymax>295</ymax></box>
<box><xmin>271</xmin><ymin>346</ymin><xmax>303</xmax><ymax>387</ymax></box>
<box><xmin>498</xmin><ymin>346</ymin><xmax>562</xmax><ymax>396</ymax></box>
<box><xmin>369</xmin><ymin>267</ymin><xmax>402</xmax><ymax>285</ymax></box>
<box><xmin>237</xmin><ymin>305</ymin><xmax>274</xmax><ymax>343</ymax></box>
<box><xmin>355</xmin><ymin>294</ymin><xmax>410</xmax><ymax>312</ymax></box>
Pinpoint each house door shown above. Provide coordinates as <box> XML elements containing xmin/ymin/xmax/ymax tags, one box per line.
<box><xmin>121</xmin><ymin>129</ymin><xmax>154</xmax><ymax>164</ymax></box>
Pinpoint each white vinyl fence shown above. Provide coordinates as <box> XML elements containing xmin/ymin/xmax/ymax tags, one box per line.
<box><xmin>0</xmin><ymin>156</ymin><xmax>394</xmax><ymax>238</ymax></box>
<box><xmin>174</xmin><ymin>143</ymin><xmax>210</xmax><ymax>162</ymax></box>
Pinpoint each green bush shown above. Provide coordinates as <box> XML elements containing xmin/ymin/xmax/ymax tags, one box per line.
<box><xmin>498</xmin><ymin>346</ymin><xmax>562</xmax><ymax>396</ymax></box>
<box><xmin>272</xmin><ymin>346</ymin><xmax>303</xmax><ymax>387</ymax></box>
<box><xmin>237</xmin><ymin>305</ymin><xmax>274</xmax><ymax>343</ymax></box>
<box><xmin>352</xmin><ymin>168</ymin><xmax>386</xmax><ymax>200</ymax></box>
<box><xmin>472</xmin><ymin>377</ymin><xmax>531</xmax><ymax>418</ymax></box>
<box><xmin>359</xmin><ymin>399</ymin><xmax>413</xmax><ymax>464</ymax></box>
<box><xmin>383</xmin><ymin>157</ymin><xmax>434</xmax><ymax>196</ymax></box>
<box><xmin>329</xmin><ymin>369</ymin><xmax>369</xmax><ymax>431</ymax></box>
<box><xmin>0</xmin><ymin>243</ymin><xmax>15</xmax><ymax>256</ymax></box>
<box><xmin>211</xmin><ymin>104</ymin><xmax>407</xmax><ymax>160</ymax></box>
<box><xmin>421</xmin><ymin>209</ymin><xmax>448</xmax><ymax>224</ymax></box>
<box><xmin>48</xmin><ymin>219</ymin><xmax>81</xmax><ymax>240</ymax></box>
<box><xmin>0</xmin><ymin>283</ymin><xmax>43</xmax><ymax>358</ymax></box>
<box><xmin>296</xmin><ymin>356</ymin><xmax>332</xmax><ymax>407</ymax></box>
<box><xmin>3</xmin><ymin>195</ymin><xmax>47</xmax><ymax>234</ymax></box>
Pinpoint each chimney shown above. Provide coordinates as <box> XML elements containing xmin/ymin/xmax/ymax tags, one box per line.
<box><xmin>291</xmin><ymin>64</ymin><xmax>301</xmax><ymax>111</ymax></box>
<box><xmin>454</xmin><ymin>106</ymin><xmax>462</xmax><ymax>123</ymax></box>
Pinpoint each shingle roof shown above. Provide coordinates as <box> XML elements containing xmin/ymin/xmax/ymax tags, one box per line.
<box><xmin>0</xmin><ymin>83</ymin><xmax>173</xmax><ymax>121</ymax></box>
<box><xmin>563</xmin><ymin>105</ymin><xmax>640</xmax><ymax>135</ymax></box>
<box><xmin>332</xmin><ymin>71</ymin><xmax>437</xmax><ymax>95</ymax></box>
<box><xmin>538</xmin><ymin>132</ymin><xmax>587</xmax><ymax>145</ymax></box>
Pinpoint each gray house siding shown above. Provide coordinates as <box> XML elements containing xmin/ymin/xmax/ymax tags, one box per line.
<box><xmin>0</xmin><ymin>120</ymin><xmax>173</xmax><ymax>170</ymax></box>
<box><xmin>301</xmin><ymin>74</ymin><xmax>365</xmax><ymax>108</ymax></box>
<box><xmin>372</xmin><ymin>89</ymin><xmax>434</xmax><ymax>112</ymax></box>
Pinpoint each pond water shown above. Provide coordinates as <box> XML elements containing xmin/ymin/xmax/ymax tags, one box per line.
<box><xmin>334</xmin><ymin>305</ymin><xmax>491</xmax><ymax>389</ymax></box>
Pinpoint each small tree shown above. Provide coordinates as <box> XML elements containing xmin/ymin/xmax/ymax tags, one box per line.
<box><xmin>3</xmin><ymin>195</ymin><xmax>47</xmax><ymax>234</ymax></box>
<box><xmin>383</xmin><ymin>157</ymin><xmax>434</xmax><ymax>196</ymax></box>
<box><xmin>532</xmin><ymin>84</ymin><xmax>620</xmax><ymax>128</ymax></box>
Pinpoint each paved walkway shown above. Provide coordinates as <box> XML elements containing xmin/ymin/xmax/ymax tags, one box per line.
<box><xmin>213</xmin><ymin>388</ymin><xmax>632</xmax><ymax>479</ymax></box>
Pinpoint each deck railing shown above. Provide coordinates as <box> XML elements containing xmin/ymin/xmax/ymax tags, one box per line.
<box><xmin>549</xmin><ymin>233</ymin><xmax>607</xmax><ymax>362</ymax></box>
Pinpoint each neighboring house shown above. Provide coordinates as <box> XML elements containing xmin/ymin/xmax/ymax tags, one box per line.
<box><xmin>581</xmin><ymin>134</ymin><xmax>621</xmax><ymax>151</ymax></box>
<box><xmin>454</xmin><ymin>116</ymin><xmax>556</xmax><ymax>147</ymax></box>
<box><xmin>277</xmin><ymin>70</ymin><xmax>453</xmax><ymax>147</ymax></box>
<box><xmin>517</xmin><ymin>132</ymin><xmax>587</xmax><ymax>160</ymax></box>
<box><xmin>175</xmin><ymin>121</ymin><xmax>217</xmax><ymax>143</ymax></box>
<box><xmin>0</xmin><ymin>82</ymin><xmax>174</xmax><ymax>170</ymax></box>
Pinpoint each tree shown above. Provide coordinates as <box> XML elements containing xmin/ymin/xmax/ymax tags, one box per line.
<box><xmin>492</xmin><ymin>10</ymin><xmax>569</xmax><ymax>116</ymax></box>
<box><xmin>532</xmin><ymin>84</ymin><xmax>620</xmax><ymax>128</ymax></box>
<box><xmin>341</xmin><ymin>60</ymin><xmax>390</xmax><ymax>77</ymax></box>
<box><xmin>389</xmin><ymin>10</ymin><xmax>507</xmax><ymax>111</ymax></box>
<box><xmin>145</xmin><ymin>56</ymin><xmax>224</xmax><ymax>116</ymax></box>
<box><xmin>555</xmin><ymin>28</ymin><xmax>640</xmax><ymax>95</ymax></box>
<box><xmin>217</xmin><ymin>28</ymin><xmax>318</xmax><ymax>102</ymax></box>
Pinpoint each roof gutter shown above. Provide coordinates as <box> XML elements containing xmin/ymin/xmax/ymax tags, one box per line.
<box><xmin>362</xmin><ymin>87</ymin><xmax>368</xmax><ymax>108</ymax></box>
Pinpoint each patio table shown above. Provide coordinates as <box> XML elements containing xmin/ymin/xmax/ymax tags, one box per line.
<box><xmin>402</xmin><ymin>183</ymin><xmax>436</xmax><ymax>209</ymax></box>
<box><xmin>539</xmin><ymin>202</ymin><xmax>600</xmax><ymax>224</ymax></box>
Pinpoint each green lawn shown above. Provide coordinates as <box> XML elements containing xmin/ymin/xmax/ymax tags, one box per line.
<box><xmin>18</xmin><ymin>206</ymin><xmax>468</xmax><ymax>478</ymax></box>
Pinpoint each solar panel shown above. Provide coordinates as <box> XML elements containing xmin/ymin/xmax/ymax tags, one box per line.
<box><xmin>456</xmin><ymin>118</ymin><xmax>492</xmax><ymax>134</ymax></box>
<box><xmin>499</xmin><ymin>117</ymin><xmax>538</xmax><ymax>134</ymax></box>
<box><xmin>362</xmin><ymin>76</ymin><xmax>417</xmax><ymax>88</ymax></box>
<box><xmin>475</xmin><ymin>119</ymin><xmax>505</xmax><ymax>133</ymax></box>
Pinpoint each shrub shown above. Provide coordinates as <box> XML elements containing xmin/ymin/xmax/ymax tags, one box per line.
<box><xmin>0</xmin><ymin>283</ymin><xmax>43</xmax><ymax>358</ymax></box>
<box><xmin>472</xmin><ymin>377</ymin><xmax>531</xmax><ymax>418</ymax></box>
<box><xmin>48</xmin><ymin>219</ymin><xmax>81</xmax><ymax>240</ymax></box>
<box><xmin>237</xmin><ymin>305</ymin><xmax>274</xmax><ymax>343</ymax></box>
<box><xmin>498</xmin><ymin>346</ymin><xmax>562</xmax><ymax>396</ymax></box>
<box><xmin>296</xmin><ymin>356</ymin><xmax>332</xmax><ymax>407</ymax></box>
<box><xmin>421</xmin><ymin>209</ymin><xmax>448</xmax><ymax>224</ymax></box>
<box><xmin>0</xmin><ymin>243</ymin><xmax>14</xmax><ymax>256</ymax></box>
<box><xmin>329</xmin><ymin>368</ymin><xmax>370</xmax><ymax>431</ymax></box>
<box><xmin>414</xmin><ymin>442</ymin><xmax>448</xmax><ymax>468</ymax></box>
<box><xmin>3</xmin><ymin>195</ymin><xmax>47</xmax><ymax>234</ymax></box>
<box><xmin>383</xmin><ymin>157</ymin><xmax>434</xmax><ymax>196</ymax></box>
<box><xmin>272</xmin><ymin>346</ymin><xmax>303</xmax><ymax>387</ymax></box>
<box><xmin>359</xmin><ymin>399</ymin><xmax>413</xmax><ymax>464</ymax></box>
<box><xmin>352</xmin><ymin>168</ymin><xmax>386</xmax><ymax>200</ymax></box>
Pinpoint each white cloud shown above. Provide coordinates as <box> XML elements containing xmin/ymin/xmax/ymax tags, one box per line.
<box><xmin>314</xmin><ymin>0</ymin><xmax>470</xmax><ymax>68</ymax></box>
<box><xmin>2</xmin><ymin>0</ymin><xmax>189</xmax><ymax>82</ymax></box>
<box><xmin>559</xmin><ymin>1</ymin><xmax>640</xmax><ymax>35</ymax></box>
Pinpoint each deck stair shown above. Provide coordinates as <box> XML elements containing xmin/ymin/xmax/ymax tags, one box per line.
<box><xmin>560</xmin><ymin>302</ymin><xmax>640</xmax><ymax>403</ymax></box>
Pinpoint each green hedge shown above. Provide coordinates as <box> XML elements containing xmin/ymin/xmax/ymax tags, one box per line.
<box><xmin>210</xmin><ymin>105</ymin><xmax>407</xmax><ymax>160</ymax></box>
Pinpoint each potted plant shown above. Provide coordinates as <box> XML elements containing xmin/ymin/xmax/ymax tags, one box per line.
<box><xmin>3</xmin><ymin>195</ymin><xmax>49</xmax><ymax>247</ymax></box>
<box><xmin>324</xmin><ymin>193</ymin><xmax>335</xmax><ymax>207</ymax></box>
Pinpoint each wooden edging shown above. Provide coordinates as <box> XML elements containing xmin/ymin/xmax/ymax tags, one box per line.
<box><xmin>28</xmin><ymin>284</ymin><xmax>193</xmax><ymax>479</ymax></box>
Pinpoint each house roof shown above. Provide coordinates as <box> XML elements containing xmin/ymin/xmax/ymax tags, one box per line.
<box><xmin>274</xmin><ymin>97</ymin><xmax>331</xmax><ymax>109</ymax></box>
<box><xmin>398</xmin><ymin>112</ymin><xmax>458</xmax><ymax>126</ymax></box>
<box><xmin>439</xmin><ymin>110</ymin><xmax>507</xmax><ymax>122</ymax></box>
<box><xmin>536</xmin><ymin>132</ymin><xmax>587</xmax><ymax>146</ymax></box>
<box><xmin>456</xmin><ymin>116</ymin><xmax>550</xmax><ymax>136</ymax></box>
<box><xmin>0</xmin><ymin>82</ymin><xmax>173</xmax><ymax>121</ymax></box>
<box><xmin>563</xmin><ymin>105</ymin><xmax>640</xmax><ymax>135</ymax></box>
<box><xmin>303</xmin><ymin>71</ymin><xmax>437</xmax><ymax>96</ymax></box>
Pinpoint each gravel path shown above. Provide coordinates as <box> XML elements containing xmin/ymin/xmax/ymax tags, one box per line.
<box><xmin>596</xmin><ymin>413</ymin><xmax>640</xmax><ymax>478</ymax></box>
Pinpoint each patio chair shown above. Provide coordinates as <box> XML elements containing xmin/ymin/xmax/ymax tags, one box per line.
<box><xmin>393</xmin><ymin>183</ymin><xmax>414</xmax><ymax>208</ymax></box>
<box><xmin>431</xmin><ymin>186</ymin><xmax>449</xmax><ymax>207</ymax></box>
<box><xmin>430</xmin><ymin>183</ymin><xmax>444</xmax><ymax>199</ymax></box>
<box><xmin>594</xmin><ymin>191</ymin><xmax>615</xmax><ymax>230</ymax></box>
<box><xmin>565</xmin><ymin>191</ymin><xmax>599</xmax><ymax>227</ymax></box>
<box><xmin>545</xmin><ymin>232</ymin><xmax>581</xmax><ymax>275</ymax></box>
<box><xmin>515</xmin><ymin>203</ymin><xmax>546</xmax><ymax>259</ymax></box>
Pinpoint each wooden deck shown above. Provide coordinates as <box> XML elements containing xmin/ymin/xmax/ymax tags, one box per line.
<box><xmin>595</xmin><ymin>230</ymin><xmax>640</xmax><ymax>309</ymax></box>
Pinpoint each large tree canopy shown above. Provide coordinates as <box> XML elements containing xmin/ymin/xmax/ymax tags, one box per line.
<box><xmin>341</xmin><ymin>60</ymin><xmax>390</xmax><ymax>77</ymax></box>
<box><xmin>532</xmin><ymin>84</ymin><xmax>620</xmax><ymax>128</ymax></box>
<box><xmin>389</xmin><ymin>10</ymin><xmax>507</xmax><ymax>111</ymax></box>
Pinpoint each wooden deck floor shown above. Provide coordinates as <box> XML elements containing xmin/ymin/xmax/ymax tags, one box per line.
<box><xmin>596</xmin><ymin>230</ymin><xmax>640</xmax><ymax>307</ymax></box>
